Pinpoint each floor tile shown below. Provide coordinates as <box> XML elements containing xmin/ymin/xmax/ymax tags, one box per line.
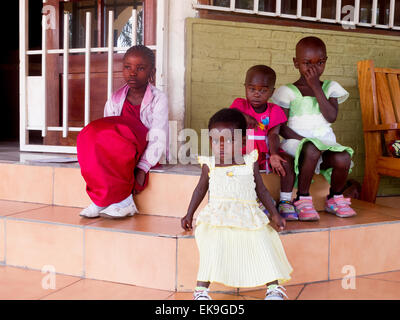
<box><xmin>134</xmin><ymin>173</ymin><xmax>207</xmax><ymax>218</ymax></box>
<box><xmin>329</xmin><ymin>223</ymin><xmax>400</xmax><ymax>279</ymax></box>
<box><xmin>297</xmin><ymin>277</ymin><xmax>400</xmax><ymax>300</ymax></box>
<box><xmin>280</xmin><ymin>231</ymin><xmax>329</xmax><ymax>285</ymax></box>
<box><xmin>239</xmin><ymin>284</ymin><xmax>305</xmax><ymax>300</ymax></box>
<box><xmin>0</xmin><ymin>265</ymin><xmax>80</xmax><ymax>300</ymax></box>
<box><xmin>176</xmin><ymin>238</ymin><xmax>202</xmax><ymax>292</ymax></box>
<box><xmin>0</xmin><ymin>200</ymin><xmax>48</xmax><ymax>217</ymax></box>
<box><xmin>283</xmin><ymin>205</ymin><xmax>398</xmax><ymax>234</ymax></box>
<box><xmin>362</xmin><ymin>270</ymin><xmax>400</xmax><ymax>283</ymax></box>
<box><xmin>53</xmin><ymin>167</ymin><xmax>91</xmax><ymax>208</ymax></box>
<box><xmin>85</xmin><ymin>228</ymin><xmax>176</xmax><ymax>290</ymax></box>
<box><xmin>167</xmin><ymin>292</ymin><xmax>245</xmax><ymax>300</ymax></box>
<box><xmin>375</xmin><ymin>196</ymin><xmax>400</xmax><ymax>210</ymax></box>
<box><xmin>6</xmin><ymin>219</ymin><xmax>84</xmax><ymax>276</ymax></box>
<box><xmin>0</xmin><ymin>163</ymin><xmax>53</xmax><ymax>204</ymax></box>
<box><xmin>9</xmin><ymin>205</ymin><xmax>102</xmax><ymax>226</ymax></box>
<box><xmin>0</xmin><ymin>219</ymin><xmax>4</xmax><ymax>261</ymax></box>
<box><xmin>42</xmin><ymin>278</ymin><xmax>172</xmax><ymax>300</ymax></box>
<box><xmin>352</xmin><ymin>199</ymin><xmax>400</xmax><ymax>219</ymax></box>
<box><xmin>88</xmin><ymin>214</ymin><xmax>185</xmax><ymax>237</ymax></box>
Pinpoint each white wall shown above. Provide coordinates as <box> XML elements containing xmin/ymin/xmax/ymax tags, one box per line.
<box><xmin>166</xmin><ymin>0</ymin><xmax>197</xmax><ymax>132</ymax></box>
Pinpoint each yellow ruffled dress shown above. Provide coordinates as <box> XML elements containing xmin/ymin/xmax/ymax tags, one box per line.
<box><xmin>195</xmin><ymin>150</ymin><xmax>293</xmax><ymax>288</ymax></box>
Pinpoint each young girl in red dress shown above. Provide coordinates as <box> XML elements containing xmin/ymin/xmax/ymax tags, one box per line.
<box><xmin>78</xmin><ymin>45</ymin><xmax>169</xmax><ymax>219</ymax></box>
<box><xmin>230</xmin><ymin>65</ymin><xmax>297</xmax><ymax>220</ymax></box>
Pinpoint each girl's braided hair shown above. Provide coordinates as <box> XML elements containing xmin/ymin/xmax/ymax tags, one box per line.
<box><xmin>208</xmin><ymin>108</ymin><xmax>247</xmax><ymax>136</ymax></box>
<box><xmin>123</xmin><ymin>45</ymin><xmax>155</xmax><ymax>68</ymax></box>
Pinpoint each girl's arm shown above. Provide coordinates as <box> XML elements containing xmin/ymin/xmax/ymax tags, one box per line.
<box><xmin>136</xmin><ymin>92</ymin><xmax>169</xmax><ymax>173</ymax></box>
<box><xmin>181</xmin><ymin>164</ymin><xmax>210</xmax><ymax>231</ymax></box>
<box><xmin>305</xmin><ymin>66</ymin><xmax>338</xmax><ymax>123</ymax></box>
<box><xmin>267</xmin><ymin>125</ymin><xmax>287</xmax><ymax>177</ymax></box>
<box><xmin>254</xmin><ymin>162</ymin><xmax>286</xmax><ymax>231</ymax></box>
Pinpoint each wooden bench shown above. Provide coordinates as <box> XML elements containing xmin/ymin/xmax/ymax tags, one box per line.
<box><xmin>357</xmin><ymin>60</ymin><xmax>400</xmax><ymax>202</ymax></box>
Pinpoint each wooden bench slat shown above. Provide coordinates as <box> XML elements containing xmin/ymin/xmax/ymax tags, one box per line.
<box><xmin>357</xmin><ymin>60</ymin><xmax>379</xmax><ymax>126</ymax></box>
<box><xmin>375</xmin><ymin>72</ymin><xmax>399</xmax><ymax>145</ymax></box>
<box><xmin>377</xmin><ymin>156</ymin><xmax>400</xmax><ymax>178</ymax></box>
<box><xmin>376</xmin><ymin>73</ymin><xmax>397</xmax><ymax>124</ymax></box>
<box><xmin>357</xmin><ymin>60</ymin><xmax>400</xmax><ymax>203</ymax></box>
<box><xmin>387</xmin><ymin>73</ymin><xmax>400</xmax><ymax>122</ymax></box>
<box><xmin>363</xmin><ymin>123</ymin><xmax>400</xmax><ymax>132</ymax></box>
<box><xmin>375</xmin><ymin>67</ymin><xmax>400</xmax><ymax>74</ymax></box>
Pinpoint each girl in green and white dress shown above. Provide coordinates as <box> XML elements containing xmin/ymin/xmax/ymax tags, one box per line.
<box><xmin>271</xmin><ymin>36</ymin><xmax>356</xmax><ymax>221</ymax></box>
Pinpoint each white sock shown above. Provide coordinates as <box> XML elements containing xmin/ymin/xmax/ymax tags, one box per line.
<box><xmin>280</xmin><ymin>192</ymin><xmax>293</xmax><ymax>202</ymax></box>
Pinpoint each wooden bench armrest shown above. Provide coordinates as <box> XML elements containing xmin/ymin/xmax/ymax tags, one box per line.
<box><xmin>363</xmin><ymin>123</ymin><xmax>400</xmax><ymax>132</ymax></box>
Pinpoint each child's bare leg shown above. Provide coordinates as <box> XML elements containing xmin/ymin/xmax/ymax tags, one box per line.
<box><xmin>265</xmin><ymin>280</ymin><xmax>288</xmax><ymax>300</ymax></box>
<box><xmin>194</xmin><ymin>281</ymin><xmax>211</xmax><ymax>300</ymax></box>
<box><xmin>320</xmin><ymin>151</ymin><xmax>351</xmax><ymax>197</ymax></box>
<box><xmin>266</xmin><ymin>280</ymin><xmax>278</xmax><ymax>287</ymax></box>
<box><xmin>321</xmin><ymin>151</ymin><xmax>355</xmax><ymax>217</ymax></box>
<box><xmin>279</xmin><ymin>153</ymin><xmax>295</xmax><ymax>193</ymax></box>
<box><xmin>196</xmin><ymin>281</ymin><xmax>210</xmax><ymax>289</ymax></box>
<box><xmin>278</xmin><ymin>153</ymin><xmax>298</xmax><ymax>219</ymax></box>
<box><xmin>297</xmin><ymin>142</ymin><xmax>322</xmax><ymax>198</ymax></box>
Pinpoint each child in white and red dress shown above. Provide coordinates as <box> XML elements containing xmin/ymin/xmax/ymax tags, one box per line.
<box><xmin>230</xmin><ymin>65</ymin><xmax>297</xmax><ymax>220</ymax></box>
<box><xmin>78</xmin><ymin>45</ymin><xmax>168</xmax><ymax>219</ymax></box>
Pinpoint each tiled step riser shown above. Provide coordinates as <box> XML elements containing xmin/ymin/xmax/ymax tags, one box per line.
<box><xmin>2</xmin><ymin>217</ymin><xmax>400</xmax><ymax>292</ymax></box>
<box><xmin>0</xmin><ymin>163</ymin><xmax>330</xmax><ymax>217</ymax></box>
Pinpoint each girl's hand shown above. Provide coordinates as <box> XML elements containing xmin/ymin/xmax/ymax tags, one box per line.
<box><xmin>269</xmin><ymin>154</ymin><xmax>287</xmax><ymax>177</ymax></box>
<box><xmin>135</xmin><ymin>168</ymin><xmax>146</xmax><ymax>186</ymax></box>
<box><xmin>304</xmin><ymin>65</ymin><xmax>321</xmax><ymax>90</ymax></box>
<box><xmin>271</xmin><ymin>212</ymin><xmax>286</xmax><ymax>231</ymax></box>
<box><xmin>181</xmin><ymin>214</ymin><xmax>193</xmax><ymax>231</ymax></box>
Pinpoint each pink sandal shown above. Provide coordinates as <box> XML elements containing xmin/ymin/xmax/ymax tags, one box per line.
<box><xmin>325</xmin><ymin>195</ymin><xmax>357</xmax><ymax>218</ymax></box>
<box><xmin>294</xmin><ymin>196</ymin><xmax>320</xmax><ymax>221</ymax></box>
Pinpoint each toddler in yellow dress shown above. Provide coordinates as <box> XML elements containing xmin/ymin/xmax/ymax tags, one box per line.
<box><xmin>181</xmin><ymin>108</ymin><xmax>293</xmax><ymax>300</ymax></box>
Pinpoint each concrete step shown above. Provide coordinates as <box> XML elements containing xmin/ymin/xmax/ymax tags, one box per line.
<box><xmin>0</xmin><ymin>161</ymin><xmax>330</xmax><ymax>217</ymax></box>
<box><xmin>1</xmin><ymin>199</ymin><xmax>399</xmax><ymax>292</ymax></box>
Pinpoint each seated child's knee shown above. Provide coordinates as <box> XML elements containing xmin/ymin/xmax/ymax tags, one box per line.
<box><xmin>301</xmin><ymin>142</ymin><xmax>321</xmax><ymax>161</ymax></box>
<box><xmin>334</xmin><ymin>152</ymin><xmax>351</xmax><ymax>170</ymax></box>
<box><xmin>281</xmin><ymin>153</ymin><xmax>294</xmax><ymax>170</ymax></box>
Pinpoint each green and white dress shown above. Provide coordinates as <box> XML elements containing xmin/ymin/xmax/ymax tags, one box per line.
<box><xmin>271</xmin><ymin>80</ymin><xmax>354</xmax><ymax>182</ymax></box>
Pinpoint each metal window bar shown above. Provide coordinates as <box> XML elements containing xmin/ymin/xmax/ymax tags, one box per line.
<box><xmin>63</xmin><ymin>13</ymin><xmax>69</xmax><ymax>138</ymax></box>
<box><xmin>84</xmin><ymin>12</ymin><xmax>91</xmax><ymax>127</ymax></box>
<box><xmin>20</xmin><ymin>0</ymin><xmax>167</xmax><ymax>153</ymax></box>
<box><xmin>107</xmin><ymin>10</ymin><xmax>114</xmax><ymax>101</ymax></box>
<box><xmin>41</xmin><ymin>14</ymin><xmax>47</xmax><ymax>137</ymax></box>
<box><xmin>193</xmin><ymin>0</ymin><xmax>400</xmax><ymax>30</ymax></box>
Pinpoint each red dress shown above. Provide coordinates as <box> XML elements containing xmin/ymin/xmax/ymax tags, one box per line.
<box><xmin>230</xmin><ymin>98</ymin><xmax>287</xmax><ymax>171</ymax></box>
<box><xmin>77</xmin><ymin>99</ymin><xmax>149</xmax><ymax>207</ymax></box>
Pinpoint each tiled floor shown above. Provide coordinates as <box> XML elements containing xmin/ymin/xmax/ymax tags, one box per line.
<box><xmin>0</xmin><ymin>265</ymin><xmax>399</xmax><ymax>300</ymax></box>
<box><xmin>376</xmin><ymin>196</ymin><xmax>400</xmax><ymax>209</ymax></box>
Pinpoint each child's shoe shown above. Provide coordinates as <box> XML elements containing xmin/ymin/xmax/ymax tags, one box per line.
<box><xmin>79</xmin><ymin>203</ymin><xmax>104</xmax><ymax>218</ymax></box>
<box><xmin>264</xmin><ymin>285</ymin><xmax>288</xmax><ymax>300</ymax></box>
<box><xmin>193</xmin><ymin>289</ymin><xmax>212</xmax><ymax>300</ymax></box>
<box><xmin>278</xmin><ymin>200</ymin><xmax>298</xmax><ymax>221</ymax></box>
<box><xmin>325</xmin><ymin>195</ymin><xmax>357</xmax><ymax>218</ymax></box>
<box><xmin>294</xmin><ymin>196</ymin><xmax>320</xmax><ymax>221</ymax></box>
<box><xmin>99</xmin><ymin>195</ymin><xmax>138</xmax><ymax>219</ymax></box>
